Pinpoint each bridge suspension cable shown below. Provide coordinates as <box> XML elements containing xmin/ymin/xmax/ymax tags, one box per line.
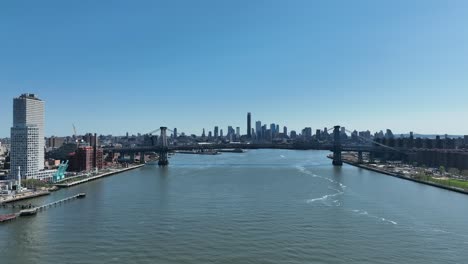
<box><xmin>343</xmin><ymin>128</ymin><xmax>407</xmax><ymax>154</ymax></box>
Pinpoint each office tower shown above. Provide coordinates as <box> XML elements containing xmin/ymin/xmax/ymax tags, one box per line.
<box><xmin>290</xmin><ymin>130</ymin><xmax>297</xmax><ymax>139</ymax></box>
<box><xmin>315</xmin><ymin>129</ymin><xmax>321</xmax><ymax>140</ymax></box>
<box><xmin>202</xmin><ymin>128</ymin><xmax>206</xmax><ymax>138</ymax></box>
<box><xmin>236</xmin><ymin>127</ymin><xmax>240</xmax><ymax>138</ymax></box>
<box><xmin>214</xmin><ymin>126</ymin><xmax>219</xmax><ymax>138</ymax></box>
<box><xmin>227</xmin><ymin>126</ymin><xmax>235</xmax><ymax>138</ymax></box>
<box><xmin>270</xmin><ymin>123</ymin><xmax>276</xmax><ymax>137</ymax></box>
<box><xmin>247</xmin><ymin>112</ymin><xmax>251</xmax><ymax>138</ymax></box>
<box><xmin>276</xmin><ymin>124</ymin><xmax>279</xmax><ymax>135</ymax></box>
<box><xmin>173</xmin><ymin>128</ymin><xmax>178</xmax><ymax>138</ymax></box>
<box><xmin>255</xmin><ymin>121</ymin><xmax>262</xmax><ymax>139</ymax></box>
<box><xmin>283</xmin><ymin>126</ymin><xmax>287</xmax><ymax>136</ymax></box>
<box><xmin>220</xmin><ymin>129</ymin><xmax>224</xmax><ymax>138</ymax></box>
<box><xmin>10</xmin><ymin>93</ymin><xmax>45</xmax><ymax>179</ymax></box>
<box><xmin>385</xmin><ymin>129</ymin><xmax>394</xmax><ymax>139</ymax></box>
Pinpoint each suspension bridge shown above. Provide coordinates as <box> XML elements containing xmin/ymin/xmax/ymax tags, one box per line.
<box><xmin>104</xmin><ymin>126</ymin><xmax>409</xmax><ymax>167</ymax></box>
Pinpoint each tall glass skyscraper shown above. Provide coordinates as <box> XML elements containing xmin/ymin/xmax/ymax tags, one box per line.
<box><xmin>247</xmin><ymin>112</ymin><xmax>251</xmax><ymax>138</ymax></box>
<box><xmin>10</xmin><ymin>93</ymin><xmax>45</xmax><ymax>179</ymax></box>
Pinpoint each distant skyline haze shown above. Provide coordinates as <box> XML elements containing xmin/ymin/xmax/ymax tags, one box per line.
<box><xmin>1</xmin><ymin>0</ymin><xmax>468</xmax><ymax>137</ymax></box>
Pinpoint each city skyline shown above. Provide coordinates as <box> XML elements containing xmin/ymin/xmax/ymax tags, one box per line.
<box><xmin>2</xmin><ymin>1</ymin><xmax>468</xmax><ymax>136</ymax></box>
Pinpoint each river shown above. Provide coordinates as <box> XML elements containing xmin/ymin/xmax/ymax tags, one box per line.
<box><xmin>1</xmin><ymin>150</ymin><xmax>467</xmax><ymax>263</ymax></box>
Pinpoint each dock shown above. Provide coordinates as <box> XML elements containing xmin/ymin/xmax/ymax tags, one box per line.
<box><xmin>0</xmin><ymin>193</ymin><xmax>86</xmax><ymax>223</ymax></box>
<box><xmin>55</xmin><ymin>164</ymin><xmax>145</xmax><ymax>188</ymax></box>
<box><xmin>0</xmin><ymin>213</ymin><xmax>17</xmax><ymax>223</ymax></box>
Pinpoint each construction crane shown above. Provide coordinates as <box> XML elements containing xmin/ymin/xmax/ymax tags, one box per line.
<box><xmin>72</xmin><ymin>124</ymin><xmax>82</xmax><ymax>147</ymax></box>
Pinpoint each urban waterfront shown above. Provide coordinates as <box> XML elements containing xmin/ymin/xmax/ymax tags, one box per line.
<box><xmin>1</xmin><ymin>150</ymin><xmax>467</xmax><ymax>264</ymax></box>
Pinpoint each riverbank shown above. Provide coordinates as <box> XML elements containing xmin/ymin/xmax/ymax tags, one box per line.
<box><xmin>342</xmin><ymin>159</ymin><xmax>468</xmax><ymax>195</ymax></box>
<box><xmin>55</xmin><ymin>164</ymin><xmax>145</xmax><ymax>188</ymax></box>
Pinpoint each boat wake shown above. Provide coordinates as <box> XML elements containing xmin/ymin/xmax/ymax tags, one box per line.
<box><xmin>306</xmin><ymin>187</ymin><xmax>344</xmax><ymax>204</ymax></box>
<box><xmin>296</xmin><ymin>165</ymin><xmax>347</xmax><ymax>189</ymax></box>
<box><xmin>351</xmin><ymin>209</ymin><xmax>398</xmax><ymax>225</ymax></box>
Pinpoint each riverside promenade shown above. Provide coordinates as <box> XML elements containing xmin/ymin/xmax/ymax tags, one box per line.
<box><xmin>0</xmin><ymin>190</ymin><xmax>50</xmax><ymax>204</ymax></box>
<box><xmin>55</xmin><ymin>164</ymin><xmax>145</xmax><ymax>188</ymax></box>
<box><xmin>341</xmin><ymin>158</ymin><xmax>468</xmax><ymax>195</ymax></box>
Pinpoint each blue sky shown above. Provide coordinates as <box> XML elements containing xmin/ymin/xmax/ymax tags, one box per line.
<box><xmin>1</xmin><ymin>0</ymin><xmax>467</xmax><ymax>137</ymax></box>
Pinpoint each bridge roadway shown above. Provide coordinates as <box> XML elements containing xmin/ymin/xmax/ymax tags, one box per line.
<box><xmin>104</xmin><ymin>144</ymin><xmax>408</xmax><ymax>155</ymax></box>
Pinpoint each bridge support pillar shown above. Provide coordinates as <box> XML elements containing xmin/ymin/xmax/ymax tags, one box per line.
<box><xmin>332</xmin><ymin>125</ymin><xmax>343</xmax><ymax>166</ymax></box>
<box><xmin>358</xmin><ymin>151</ymin><xmax>363</xmax><ymax>164</ymax></box>
<box><xmin>158</xmin><ymin>127</ymin><xmax>169</xmax><ymax>166</ymax></box>
<box><xmin>140</xmin><ymin>152</ymin><xmax>145</xmax><ymax>164</ymax></box>
<box><xmin>369</xmin><ymin>152</ymin><xmax>375</xmax><ymax>163</ymax></box>
<box><xmin>130</xmin><ymin>153</ymin><xmax>135</xmax><ymax>163</ymax></box>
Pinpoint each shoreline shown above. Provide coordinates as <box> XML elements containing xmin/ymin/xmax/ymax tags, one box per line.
<box><xmin>55</xmin><ymin>164</ymin><xmax>145</xmax><ymax>188</ymax></box>
<box><xmin>342</xmin><ymin>159</ymin><xmax>468</xmax><ymax>195</ymax></box>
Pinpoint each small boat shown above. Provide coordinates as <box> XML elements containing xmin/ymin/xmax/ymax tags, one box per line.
<box><xmin>77</xmin><ymin>193</ymin><xmax>86</xmax><ymax>198</ymax></box>
<box><xmin>19</xmin><ymin>208</ymin><xmax>37</xmax><ymax>216</ymax></box>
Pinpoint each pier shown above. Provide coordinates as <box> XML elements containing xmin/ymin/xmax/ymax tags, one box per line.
<box><xmin>0</xmin><ymin>193</ymin><xmax>86</xmax><ymax>223</ymax></box>
<box><xmin>34</xmin><ymin>193</ymin><xmax>86</xmax><ymax>212</ymax></box>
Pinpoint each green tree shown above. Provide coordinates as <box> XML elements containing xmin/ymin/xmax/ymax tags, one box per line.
<box><xmin>439</xmin><ymin>166</ymin><xmax>446</xmax><ymax>174</ymax></box>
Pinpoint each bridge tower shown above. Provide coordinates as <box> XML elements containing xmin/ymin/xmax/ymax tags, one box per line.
<box><xmin>158</xmin><ymin>127</ymin><xmax>169</xmax><ymax>166</ymax></box>
<box><xmin>332</xmin><ymin>125</ymin><xmax>343</xmax><ymax>166</ymax></box>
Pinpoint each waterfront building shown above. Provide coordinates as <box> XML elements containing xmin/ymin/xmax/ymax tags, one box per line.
<box><xmin>68</xmin><ymin>146</ymin><xmax>104</xmax><ymax>172</ymax></box>
<box><xmin>10</xmin><ymin>93</ymin><xmax>49</xmax><ymax>179</ymax></box>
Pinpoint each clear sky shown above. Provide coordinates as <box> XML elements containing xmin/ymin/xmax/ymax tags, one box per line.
<box><xmin>1</xmin><ymin>0</ymin><xmax>468</xmax><ymax>137</ymax></box>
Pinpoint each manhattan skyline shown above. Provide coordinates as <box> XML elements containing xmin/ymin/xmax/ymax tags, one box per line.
<box><xmin>1</xmin><ymin>0</ymin><xmax>468</xmax><ymax>136</ymax></box>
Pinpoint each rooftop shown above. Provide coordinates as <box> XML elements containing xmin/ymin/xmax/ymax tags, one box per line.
<box><xmin>17</xmin><ymin>93</ymin><xmax>42</xmax><ymax>101</ymax></box>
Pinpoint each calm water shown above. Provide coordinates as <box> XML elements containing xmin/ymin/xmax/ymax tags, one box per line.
<box><xmin>1</xmin><ymin>150</ymin><xmax>467</xmax><ymax>264</ymax></box>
